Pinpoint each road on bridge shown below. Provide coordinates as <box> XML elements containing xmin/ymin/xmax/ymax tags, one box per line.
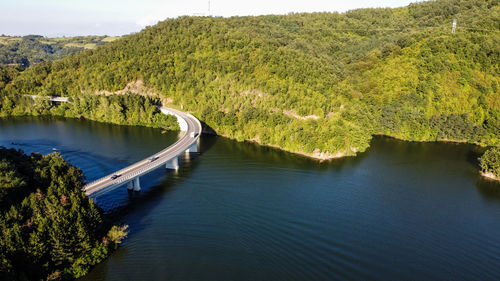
<box><xmin>83</xmin><ymin>107</ymin><xmax>202</xmax><ymax>197</ymax></box>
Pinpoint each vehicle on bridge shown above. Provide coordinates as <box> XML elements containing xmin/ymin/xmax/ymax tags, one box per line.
<box><xmin>149</xmin><ymin>156</ymin><xmax>159</xmax><ymax>162</ymax></box>
<box><xmin>110</xmin><ymin>174</ymin><xmax>121</xmax><ymax>180</ymax></box>
<box><xmin>190</xmin><ymin>132</ymin><xmax>199</xmax><ymax>138</ymax></box>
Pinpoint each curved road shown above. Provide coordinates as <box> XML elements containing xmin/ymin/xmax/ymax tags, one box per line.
<box><xmin>83</xmin><ymin>107</ymin><xmax>202</xmax><ymax>198</ymax></box>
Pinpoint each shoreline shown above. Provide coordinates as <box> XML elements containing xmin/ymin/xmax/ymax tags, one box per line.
<box><xmin>1</xmin><ymin>113</ymin><xmax>494</xmax><ymax>171</ymax></box>
<box><xmin>0</xmin><ymin>111</ymin><xmax>180</xmax><ymax>131</ymax></box>
<box><xmin>243</xmin><ymin>138</ymin><xmax>356</xmax><ymax>161</ymax></box>
<box><xmin>481</xmin><ymin>171</ymin><xmax>500</xmax><ymax>182</ymax></box>
<box><xmin>238</xmin><ymin>133</ymin><xmax>485</xmax><ymax>162</ymax></box>
<box><xmin>374</xmin><ymin>133</ymin><xmax>475</xmax><ymax>145</ymax></box>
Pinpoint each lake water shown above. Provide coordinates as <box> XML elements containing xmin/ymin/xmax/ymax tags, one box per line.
<box><xmin>1</xmin><ymin>116</ymin><xmax>500</xmax><ymax>281</ymax></box>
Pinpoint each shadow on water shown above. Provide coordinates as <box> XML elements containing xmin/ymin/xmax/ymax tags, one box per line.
<box><xmin>466</xmin><ymin>145</ymin><xmax>488</xmax><ymax>168</ymax></box>
<box><xmin>368</xmin><ymin>136</ymin><xmax>500</xmax><ymax>202</ymax></box>
<box><xmin>370</xmin><ymin>135</ymin><xmax>485</xmax><ymax>166</ymax></box>
<box><xmin>210</xmin><ymin>135</ymin><xmax>371</xmax><ymax>172</ymax></box>
<box><xmin>200</xmin><ymin>120</ymin><xmax>218</xmax><ymax>136</ymax></box>
<box><xmin>476</xmin><ymin>177</ymin><xmax>500</xmax><ymax>202</ymax></box>
<box><xmin>199</xmin><ymin>133</ymin><xmax>218</xmax><ymax>152</ymax></box>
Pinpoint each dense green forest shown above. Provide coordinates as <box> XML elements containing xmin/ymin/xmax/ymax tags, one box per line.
<box><xmin>0</xmin><ymin>35</ymin><xmax>117</xmax><ymax>68</ymax></box>
<box><xmin>0</xmin><ymin>0</ymin><xmax>499</xmax><ymax>163</ymax></box>
<box><xmin>0</xmin><ymin>92</ymin><xmax>179</xmax><ymax>130</ymax></box>
<box><xmin>480</xmin><ymin>147</ymin><xmax>500</xmax><ymax>179</ymax></box>
<box><xmin>0</xmin><ymin>147</ymin><xmax>127</xmax><ymax>280</ymax></box>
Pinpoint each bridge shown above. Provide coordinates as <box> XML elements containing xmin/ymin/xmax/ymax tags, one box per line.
<box><xmin>28</xmin><ymin>95</ymin><xmax>202</xmax><ymax>199</ymax></box>
<box><xmin>84</xmin><ymin>107</ymin><xmax>202</xmax><ymax>198</ymax></box>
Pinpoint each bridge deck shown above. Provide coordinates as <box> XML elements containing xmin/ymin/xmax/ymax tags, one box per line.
<box><xmin>83</xmin><ymin>107</ymin><xmax>202</xmax><ymax>197</ymax></box>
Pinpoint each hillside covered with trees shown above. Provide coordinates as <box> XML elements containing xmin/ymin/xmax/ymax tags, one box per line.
<box><xmin>0</xmin><ymin>0</ymin><xmax>498</xmax><ymax>162</ymax></box>
<box><xmin>0</xmin><ymin>35</ymin><xmax>117</xmax><ymax>69</ymax></box>
<box><xmin>0</xmin><ymin>147</ymin><xmax>127</xmax><ymax>280</ymax></box>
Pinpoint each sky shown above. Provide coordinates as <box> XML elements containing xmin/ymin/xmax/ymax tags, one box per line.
<box><xmin>0</xmin><ymin>0</ymin><xmax>420</xmax><ymax>37</ymax></box>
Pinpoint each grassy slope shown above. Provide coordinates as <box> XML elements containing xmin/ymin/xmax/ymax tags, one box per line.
<box><xmin>2</xmin><ymin>0</ymin><xmax>500</xmax><ymax>159</ymax></box>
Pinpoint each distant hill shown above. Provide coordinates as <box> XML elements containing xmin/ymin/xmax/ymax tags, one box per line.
<box><xmin>0</xmin><ymin>0</ymin><xmax>499</xmax><ymax>159</ymax></box>
<box><xmin>0</xmin><ymin>35</ymin><xmax>118</xmax><ymax>68</ymax></box>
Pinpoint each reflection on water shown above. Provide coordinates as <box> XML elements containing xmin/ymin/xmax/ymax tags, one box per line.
<box><xmin>477</xmin><ymin>177</ymin><xmax>500</xmax><ymax>202</ymax></box>
<box><xmin>1</xmin><ymin>117</ymin><xmax>500</xmax><ymax>281</ymax></box>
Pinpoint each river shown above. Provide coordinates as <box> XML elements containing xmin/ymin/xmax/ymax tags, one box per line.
<box><xmin>1</xmin><ymin>116</ymin><xmax>499</xmax><ymax>281</ymax></box>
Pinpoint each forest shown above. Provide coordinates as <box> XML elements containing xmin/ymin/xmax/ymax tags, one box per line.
<box><xmin>0</xmin><ymin>89</ymin><xmax>179</xmax><ymax>130</ymax></box>
<box><xmin>0</xmin><ymin>0</ymin><xmax>498</xmax><ymax>172</ymax></box>
<box><xmin>480</xmin><ymin>147</ymin><xmax>500</xmax><ymax>179</ymax></box>
<box><xmin>0</xmin><ymin>35</ymin><xmax>117</xmax><ymax>68</ymax></box>
<box><xmin>0</xmin><ymin>147</ymin><xmax>127</xmax><ymax>280</ymax></box>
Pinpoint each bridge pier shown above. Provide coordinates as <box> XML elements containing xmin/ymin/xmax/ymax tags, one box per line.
<box><xmin>133</xmin><ymin>177</ymin><xmax>141</xmax><ymax>191</ymax></box>
<box><xmin>185</xmin><ymin>142</ymin><xmax>198</xmax><ymax>153</ymax></box>
<box><xmin>166</xmin><ymin>157</ymin><xmax>179</xmax><ymax>170</ymax></box>
<box><xmin>126</xmin><ymin>177</ymin><xmax>141</xmax><ymax>191</ymax></box>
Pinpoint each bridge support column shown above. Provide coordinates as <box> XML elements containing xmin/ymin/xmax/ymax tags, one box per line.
<box><xmin>127</xmin><ymin>177</ymin><xmax>141</xmax><ymax>191</ymax></box>
<box><xmin>133</xmin><ymin>177</ymin><xmax>141</xmax><ymax>191</ymax></box>
<box><xmin>166</xmin><ymin>157</ymin><xmax>179</xmax><ymax>170</ymax></box>
<box><xmin>185</xmin><ymin>142</ymin><xmax>198</xmax><ymax>153</ymax></box>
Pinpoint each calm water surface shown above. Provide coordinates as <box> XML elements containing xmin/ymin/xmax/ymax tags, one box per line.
<box><xmin>1</xmin><ymin>117</ymin><xmax>500</xmax><ymax>281</ymax></box>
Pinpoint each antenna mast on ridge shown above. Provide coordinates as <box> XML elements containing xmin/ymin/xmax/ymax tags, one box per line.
<box><xmin>208</xmin><ymin>1</ymin><xmax>211</xmax><ymax>16</ymax></box>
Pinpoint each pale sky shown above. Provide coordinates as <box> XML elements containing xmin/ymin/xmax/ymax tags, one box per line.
<box><xmin>0</xmin><ymin>0</ymin><xmax>421</xmax><ymax>37</ymax></box>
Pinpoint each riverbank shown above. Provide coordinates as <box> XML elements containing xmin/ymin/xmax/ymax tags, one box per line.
<box><xmin>244</xmin><ymin>138</ymin><xmax>357</xmax><ymax>161</ymax></box>
<box><xmin>240</xmin><ymin>132</ymin><xmax>486</xmax><ymax>162</ymax></box>
<box><xmin>0</xmin><ymin>108</ymin><xmax>495</xmax><ymax>171</ymax></box>
<box><xmin>481</xmin><ymin>171</ymin><xmax>500</xmax><ymax>182</ymax></box>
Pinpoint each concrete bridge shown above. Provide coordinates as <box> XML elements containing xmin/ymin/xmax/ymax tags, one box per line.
<box><xmin>28</xmin><ymin>95</ymin><xmax>202</xmax><ymax>199</ymax></box>
<box><xmin>84</xmin><ymin>107</ymin><xmax>202</xmax><ymax>198</ymax></box>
